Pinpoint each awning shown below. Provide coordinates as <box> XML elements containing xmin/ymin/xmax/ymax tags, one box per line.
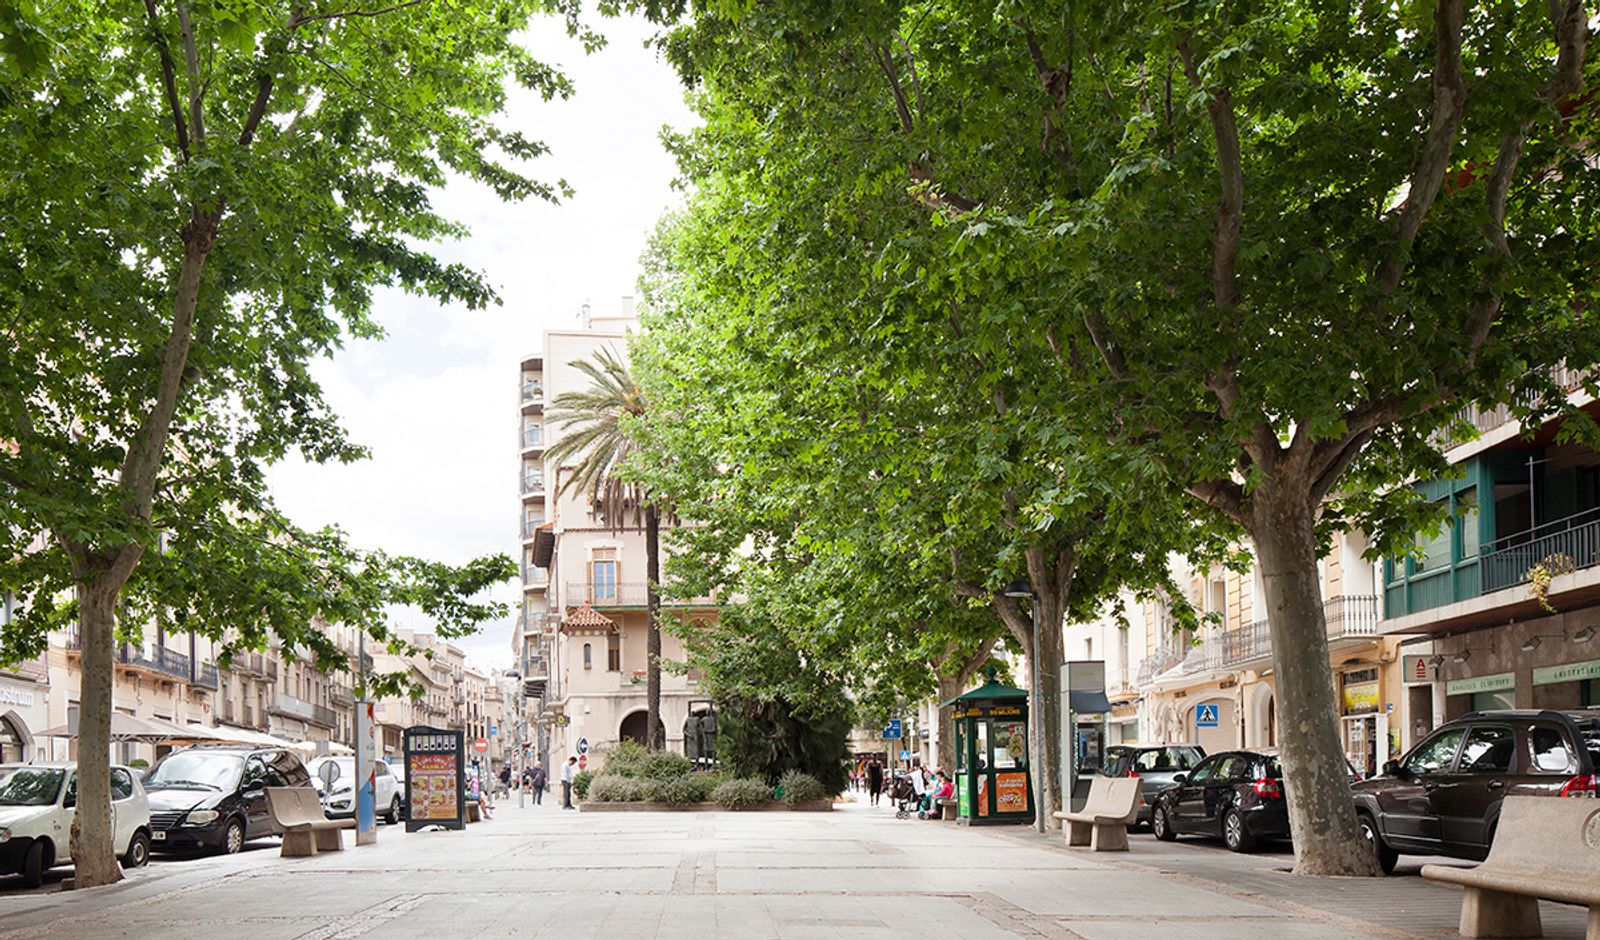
<box><xmin>1069</xmin><ymin>689</ymin><xmax>1113</xmax><ymax>714</ymax></box>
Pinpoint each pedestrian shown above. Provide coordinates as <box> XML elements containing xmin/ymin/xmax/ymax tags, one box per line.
<box><xmin>499</xmin><ymin>764</ymin><xmax>512</xmax><ymax>799</ymax></box>
<box><xmin>530</xmin><ymin>762</ymin><xmax>548</xmax><ymax>805</ymax></box>
<box><xmin>560</xmin><ymin>756</ymin><xmax>577</xmax><ymax>809</ymax></box>
<box><xmin>866</xmin><ymin>760</ymin><xmax>884</xmax><ymax>807</ymax></box>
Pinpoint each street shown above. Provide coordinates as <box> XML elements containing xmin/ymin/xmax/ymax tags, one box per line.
<box><xmin>0</xmin><ymin>797</ymin><xmax>1592</xmax><ymax>939</ymax></box>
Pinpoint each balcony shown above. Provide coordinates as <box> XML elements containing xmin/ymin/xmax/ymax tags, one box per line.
<box><xmin>1478</xmin><ymin>507</ymin><xmax>1600</xmax><ymax>595</ymax></box>
<box><xmin>521</xmin><ymin>475</ymin><xmax>545</xmax><ymax>496</ymax></box>
<box><xmin>1442</xmin><ymin>365</ymin><xmax>1589</xmax><ymax>448</ymax></box>
<box><xmin>1156</xmin><ymin>595</ymin><xmax>1380</xmax><ymax>680</ymax></box>
<box><xmin>269</xmin><ymin>693</ymin><xmax>339</xmax><ymax>729</ymax></box>
<box><xmin>564</xmin><ymin>582</ymin><xmax>717</xmax><ymax>610</ymax></box>
<box><xmin>523</xmin><ymin>566</ymin><xmax>549</xmax><ymax>589</ymax></box>
<box><xmin>330</xmin><ymin>684</ymin><xmax>355</xmax><ymax>707</ymax></box>
<box><xmin>521</xmin><ymin>518</ymin><xmax>546</xmax><ymax>539</ymax></box>
<box><xmin>192</xmin><ymin>661</ymin><xmax>219</xmax><ymax>690</ymax></box>
<box><xmin>522</xmin><ymin>427</ymin><xmax>544</xmax><ymax>450</ymax></box>
<box><xmin>521</xmin><ymin>382</ymin><xmax>544</xmax><ymax>406</ymax></box>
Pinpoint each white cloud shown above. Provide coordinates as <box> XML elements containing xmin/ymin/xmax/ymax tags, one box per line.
<box><xmin>269</xmin><ymin>13</ymin><xmax>697</xmax><ymax>672</ymax></box>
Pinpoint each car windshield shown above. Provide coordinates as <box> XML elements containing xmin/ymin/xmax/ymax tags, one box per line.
<box><xmin>1131</xmin><ymin>748</ymin><xmax>1203</xmax><ymax>773</ymax></box>
<box><xmin>145</xmin><ymin>752</ymin><xmax>244</xmax><ymax>791</ymax></box>
<box><xmin>0</xmin><ymin>767</ymin><xmax>65</xmax><ymax>806</ymax></box>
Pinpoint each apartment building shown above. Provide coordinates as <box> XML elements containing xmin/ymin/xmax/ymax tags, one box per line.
<box><xmin>1379</xmin><ymin>371</ymin><xmax>1600</xmax><ymax>741</ymax></box>
<box><xmin>518</xmin><ymin>300</ymin><xmax>718</xmax><ymax>765</ymax></box>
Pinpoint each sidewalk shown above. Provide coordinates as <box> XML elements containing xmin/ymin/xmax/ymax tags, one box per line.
<box><xmin>0</xmin><ymin>796</ymin><xmax>1588</xmax><ymax>938</ymax></box>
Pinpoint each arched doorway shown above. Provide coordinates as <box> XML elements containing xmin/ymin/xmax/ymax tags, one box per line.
<box><xmin>619</xmin><ymin>710</ymin><xmax>649</xmax><ymax>746</ymax></box>
<box><xmin>0</xmin><ymin>710</ymin><xmax>32</xmax><ymax>763</ymax></box>
<box><xmin>1246</xmin><ymin>684</ymin><xmax>1276</xmax><ymax>748</ymax></box>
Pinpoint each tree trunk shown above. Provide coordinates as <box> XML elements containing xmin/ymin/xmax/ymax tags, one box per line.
<box><xmin>935</xmin><ymin>673</ymin><xmax>964</xmax><ymax>772</ymax></box>
<box><xmin>1250</xmin><ymin>485</ymin><xmax>1379</xmax><ymax>876</ymax></box>
<box><xmin>70</xmin><ymin>579</ymin><xmax>123</xmax><ymax>888</ymax></box>
<box><xmin>1031</xmin><ymin>588</ymin><xmax>1066</xmax><ymax>829</ymax></box>
<box><xmin>645</xmin><ymin>504</ymin><xmax>664</xmax><ymax>750</ymax></box>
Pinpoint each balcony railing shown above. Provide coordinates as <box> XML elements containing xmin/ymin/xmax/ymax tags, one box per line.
<box><xmin>1164</xmin><ymin>595</ymin><xmax>1380</xmax><ymax>678</ymax></box>
<box><xmin>521</xmin><ymin>476</ymin><xmax>545</xmax><ymax>495</ymax></box>
<box><xmin>270</xmin><ymin>693</ymin><xmax>339</xmax><ymax>729</ymax></box>
<box><xmin>523</xmin><ymin>565</ymin><xmax>549</xmax><ymax>588</ymax></box>
<box><xmin>522</xmin><ymin>427</ymin><xmax>543</xmax><ymax>449</ymax></box>
<box><xmin>192</xmin><ymin>661</ymin><xmax>219</xmax><ymax>689</ymax></box>
<box><xmin>522</xmin><ymin>518</ymin><xmax>545</xmax><ymax>538</ymax></box>
<box><xmin>330</xmin><ymin>685</ymin><xmax>354</xmax><ymax>707</ymax></box>
<box><xmin>1479</xmin><ymin>507</ymin><xmax>1600</xmax><ymax>595</ymax></box>
<box><xmin>1441</xmin><ymin>365</ymin><xmax>1589</xmax><ymax>446</ymax></box>
<box><xmin>521</xmin><ymin>382</ymin><xmax>544</xmax><ymax>404</ymax></box>
<box><xmin>565</xmin><ymin>581</ymin><xmax>716</xmax><ymax>609</ymax></box>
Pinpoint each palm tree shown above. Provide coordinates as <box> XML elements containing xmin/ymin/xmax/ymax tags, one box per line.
<box><xmin>544</xmin><ymin>345</ymin><xmax>667</xmax><ymax>749</ymax></box>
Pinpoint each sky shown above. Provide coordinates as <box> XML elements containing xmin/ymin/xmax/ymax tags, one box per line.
<box><xmin>267</xmin><ymin>13</ymin><xmax>698</xmax><ymax>673</ymax></box>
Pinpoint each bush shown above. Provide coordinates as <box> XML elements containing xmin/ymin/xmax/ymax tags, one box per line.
<box><xmin>599</xmin><ymin>740</ymin><xmax>651</xmax><ymax>778</ymax></box>
<box><xmin>777</xmin><ymin>770</ymin><xmax>827</xmax><ymax>806</ymax></box>
<box><xmin>638</xmin><ymin>749</ymin><xmax>694</xmax><ymax>780</ymax></box>
<box><xmin>716</xmin><ymin>699</ymin><xmax>851</xmax><ymax>796</ymax></box>
<box><xmin>572</xmin><ymin>769</ymin><xmax>595</xmax><ymax>800</ymax></box>
<box><xmin>686</xmin><ymin>772</ymin><xmax>721</xmax><ymax>803</ymax></box>
<box><xmin>646</xmin><ymin>775</ymin><xmax>703</xmax><ymax>806</ymax></box>
<box><xmin>587</xmin><ymin>775</ymin><xmax>648</xmax><ymax>803</ymax></box>
<box><xmin>711</xmin><ymin>777</ymin><xmax>773</xmax><ymax>810</ymax></box>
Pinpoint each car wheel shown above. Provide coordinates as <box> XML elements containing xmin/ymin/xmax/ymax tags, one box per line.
<box><xmin>385</xmin><ymin>797</ymin><xmax>400</xmax><ymax>825</ymax></box>
<box><xmin>1223</xmin><ymin>808</ymin><xmax>1256</xmax><ymax>853</ymax></box>
<box><xmin>20</xmin><ymin>840</ymin><xmax>47</xmax><ymax>888</ymax></box>
<box><xmin>122</xmin><ymin>830</ymin><xmax>151</xmax><ymax>869</ymax></box>
<box><xmin>1358</xmin><ymin>813</ymin><xmax>1397</xmax><ymax>875</ymax></box>
<box><xmin>1152</xmin><ymin>805</ymin><xmax>1177</xmax><ymax>842</ymax></box>
<box><xmin>218</xmin><ymin>818</ymin><xmax>245</xmax><ymax>856</ymax></box>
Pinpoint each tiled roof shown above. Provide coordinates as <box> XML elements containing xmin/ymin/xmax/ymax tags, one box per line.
<box><xmin>561</xmin><ymin>602</ymin><xmax>616</xmax><ymax>631</ymax></box>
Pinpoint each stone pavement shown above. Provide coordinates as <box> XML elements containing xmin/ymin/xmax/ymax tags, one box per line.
<box><xmin>0</xmin><ymin>796</ymin><xmax>1591</xmax><ymax>939</ymax></box>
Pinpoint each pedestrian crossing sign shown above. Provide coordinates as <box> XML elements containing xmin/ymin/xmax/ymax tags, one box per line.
<box><xmin>1195</xmin><ymin>704</ymin><xmax>1219</xmax><ymax>728</ymax></box>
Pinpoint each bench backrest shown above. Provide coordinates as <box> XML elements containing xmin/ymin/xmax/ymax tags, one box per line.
<box><xmin>1483</xmin><ymin>796</ymin><xmax>1600</xmax><ymax>878</ymax></box>
<box><xmin>1082</xmin><ymin>776</ymin><xmax>1141</xmax><ymax>821</ymax></box>
<box><xmin>265</xmin><ymin>786</ymin><xmax>325</xmax><ymax>829</ymax></box>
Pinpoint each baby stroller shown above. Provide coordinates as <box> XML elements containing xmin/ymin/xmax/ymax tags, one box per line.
<box><xmin>891</xmin><ymin>771</ymin><xmax>924</xmax><ymax>819</ymax></box>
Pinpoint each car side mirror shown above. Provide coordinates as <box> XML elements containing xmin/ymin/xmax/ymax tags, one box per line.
<box><xmin>1171</xmin><ymin>773</ymin><xmax>1187</xmax><ymax>785</ymax></box>
<box><xmin>1382</xmin><ymin>760</ymin><xmax>1407</xmax><ymax>778</ymax></box>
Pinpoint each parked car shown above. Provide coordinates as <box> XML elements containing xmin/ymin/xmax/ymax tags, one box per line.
<box><xmin>1151</xmin><ymin>749</ymin><xmax>1298</xmax><ymax>852</ymax></box>
<box><xmin>0</xmin><ymin>763</ymin><xmax>151</xmax><ymax>887</ymax></box>
<box><xmin>1353</xmin><ymin>708</ymin><xmax>1600</xmax><ymax>874</ymax></box>
<box><xmin>1100</xmin><ymin>744</ymin><xmax>1206</xmax><ymax>826</ymax></box>
<box><xmin>388</xmin><ymin>760</ymin><xmax>407</xmax><ymax>819</ymax></box>
<box><xmin>307</xmin><ymin>756</ymin><xmax>401</xmax><ymax>824</ymax></box>
<box><xmin>142</xmin><ymin>744</ymin><xmax>313</xmax><ymax>854</ymax></box>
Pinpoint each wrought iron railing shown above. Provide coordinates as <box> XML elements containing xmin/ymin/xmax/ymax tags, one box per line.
<box><xmin>271</xmin><ymin>693</ymin><xmax>339</xmax><ymax>728</ymax></box>
<box><xmin>564</xmin><ymin>581</ymin><xmax>716</xmax><ymax>608</ymax></box>
<box><xmin>1162</xmin><ymin>595</ymin><xmax>1379</xmax><ymax>677</ymax></box>
<box><xmin>1479</xmin><ymin>507</ymin><xmax>1600</xmax><ymax>595</ymax></box>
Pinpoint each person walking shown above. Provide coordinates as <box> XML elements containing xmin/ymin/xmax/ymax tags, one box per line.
<box><xmin>866</xmin><ymin>760</ymin><xmax>884</xmax><ymax>807</ymax></box>
<box><xmin>498</xmin><ymin>764</ymin><xmax>512</xmax><ymax>799</ymax></box>
<box><xmin>530</xmin><ymin>762</ymin><xmax>548</xmax><ymax>805</ymax></box>
<box><xmin>560</xmin><ymin>756</ymin><xmax>577</xmax><ymax>809</ymax></box>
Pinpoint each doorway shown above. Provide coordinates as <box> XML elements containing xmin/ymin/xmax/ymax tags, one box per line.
<box><xmin>619</xmin><ymin>710</ymin><xmax>649</xmax><ymax>746</ymax></box>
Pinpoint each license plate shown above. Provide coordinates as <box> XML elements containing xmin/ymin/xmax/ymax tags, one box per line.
<box><xmin>151</xmin><ymin>830</ymin><xmax>166</xmax><ymax>841</ymax></box>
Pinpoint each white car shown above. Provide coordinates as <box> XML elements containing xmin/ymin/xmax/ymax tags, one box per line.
<box><xmin>306</xmin><ymin>756</ymin><xmax>400</xmax><ymax>824</ymax></box>
<box><xmin>0</xmin><ymin>762</ymin><xmax>152</xmax><ymax>887</ymax></box>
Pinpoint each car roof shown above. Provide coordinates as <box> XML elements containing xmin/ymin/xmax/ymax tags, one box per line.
<box><xmin>0</xmin><ymin>762</ymin><xmax>137</xmax><ymax>772</ymax></box>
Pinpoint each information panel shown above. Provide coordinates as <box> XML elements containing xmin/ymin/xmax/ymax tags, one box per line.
<box><xmin>403</xmin><ymin>726</ymin><xmax>465</xmax><ymax>832</ymax></box>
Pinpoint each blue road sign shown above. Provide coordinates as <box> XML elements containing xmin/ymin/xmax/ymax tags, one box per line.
<box><xmin>899</xmin><ymin>749</ymin><xmax>909</xmax><ymax>761</ymax></box>
<box><xmin>489</xmin><ymin>724</ymin><xmax>498</xmax><ymax>737</ymax></box>
<box><xmin>576</xmin><ymin>737</ymin><xmax>590</xmax><ymax>755</ymax></box>
<box><xmin>1195</xmin><ymin>704</ymin><xmax>1220</xmax><ymax>728</ymax></box>
<box><xmin>882</xmin><ymin>719</ymin><xmax>903</xmax><ymax>740</ymax></box>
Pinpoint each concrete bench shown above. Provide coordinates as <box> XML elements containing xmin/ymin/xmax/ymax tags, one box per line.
<box><xmin>935</xmin><ymin>797</ymin><xmax>957</xmax><ymax>823</ymax></box>
<box><xmin>265</xmin><ymin>787</ymin><xmax>355</xmax><ymax>858</ymax></box>
<box><xmin>1052</xmin><ymin>777</ymin><xmax>1140</xmax><ymax>851</ymax></box>
<box><xmin>466</xmin><ymin>800</ymin><xmax>482</xmax><ymax>823</ymax></box>
<box><xmin>1422</xmin><ymin>796</ymin><xmax>1600</xmax><ymax>939</ymax></box>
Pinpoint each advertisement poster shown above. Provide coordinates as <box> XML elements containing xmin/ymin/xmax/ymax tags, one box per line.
<box><xmin>995</xmin><ymin>772</ymin><xmax>1029</xmax><ymax>813</ymax></box>
<box><xmin>992</xmin><ymin>721</ymin><xmax>1027</xmax><ymax>769</ymax></box>
<box><xmin>409</xmin><ymin>753</ymin><xmax>458</xmax><ymax>821</ymax></box>
<box><xmin>977</xmin><ymin>775</ymin><xmax>990</xmax><ymax>817</ymax></box>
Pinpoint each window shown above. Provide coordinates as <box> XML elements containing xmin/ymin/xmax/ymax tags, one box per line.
<box><xmin>1459</xmin><ymin>726</ymin><xmax>1514</xmax><ymax>773</ymax></box>
<box><xmin>1085</xmin><ymin>637</ymin><xmax>1093</xmax><ymax>660</ymax></box>
<box><xmin>1217</xmin><ymin>755</ymin><xmax>1253</xmax><ymax>780</ymax></box>
<box><xmin>591</xmin><ymin>549</ymin><xmax>618</xmax><ymax>601</ymax></box>
<box><xmin>1415</xmin><ymin>501</ymin><xmax>1453</xmax><ymax>572</ymax></box>
<box><xmin>110</xmin><ymin>769</ymin><xmax>133</xmax><ymax>801</ymax></box>
<box><xmin>607</xmin><ymin>633</ymin><xmax>621</xmax><ymax>672</ymax></box>
<box><xmin>243</xmin><ymin>757</ymin><xmax>269</xmax><ymax>789</ymax></box>
<box><xmin>1186</xmin><ymin>756</ymin><xmax>1221</xmax><ymax>783</ymax></box>
<box><xmin>1529</xmin><ymin>725</ymin><xmax>1577</xmax><ymax>774</ymax></box>
<box><xmin>582</xmin><ymin>643</ymin><xmax>592</xmax><ymax>670</ymax></box>
<box><xmin>1456</xmin><ymin>487</ymin><xmax>1480</xmax><ymax>559</ymax></box>
<box><xmin>1405</xmin><ymin>728</ymin><xmax>1465</xmax><ymax>775</ymax></box>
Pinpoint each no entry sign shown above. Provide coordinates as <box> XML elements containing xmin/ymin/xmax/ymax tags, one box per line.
<box><xmin>473</xmin><ymin>737</ymin><xmax>489</xmax><ymax>754</ymax></box>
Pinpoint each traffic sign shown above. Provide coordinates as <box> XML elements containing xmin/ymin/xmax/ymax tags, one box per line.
<box><xmin>899</xmin><ymin>749</ymin><xmax>909</xmax><ymax>761</ymax></box>
<box><xmin>577</xmin><ymin>754</ymin><xmax>588</xmax><ymax>770</ymax></box>
<box><xmin>473</xmin><ymin>737</ymin><xmax>489</xmax><ymax>753</ymax></box>
<box><xmin>489</xmin><ymin>723</ymin><xmax>497</xmax><ymax>737</ymax></box>
<box><xmin>576</xmin><ymin>737</ymin><xmax>590</xmax><ymax>755</ymax></box>
<box><xmin>1195</xmin><ymin>704</ymin><xmax>1219</xmax><ymax>728</ymax></box>
<box><xmin>882</xmin><ymin>719</ymin><xmax>903</xmax><ymax>740</ymax></box>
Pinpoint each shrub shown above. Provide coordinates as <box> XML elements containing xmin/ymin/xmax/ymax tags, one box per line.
<box><xmin>777</xmin><ymin>770</ymin><xmax>827</xmax><ymax>806</ymax></box>
<box><xmin>638</xmin><ymin>749</ymin><xmax>694</xmax><ymax>780</ymax></box>
<box><xmin>572</xmin><ymin>769</ymin><xmax>595</xmax><ymax>800</ymax></box>
<box><xmin>647</xmin><ymin>775</ymin><xmax>703</xmax><ymax>806</ymax></box>
<box><xmin>587</xmin><ymin>775</ymin><xmax>648</xmax><ymax>803</ymax></box>
<box><xmin>686</xmin><ymin>772</ymin><xmax>721</xmax><ymax>803</ymax></box>
<box><xmin>599</xmin><ymin>740</ymin><xmax>651</xmax><ymax>778</ymax></box>
<box><xmin>711</xmin><ymin>777</ymin><xmax>773</xmax><ymax>810</ymax></box>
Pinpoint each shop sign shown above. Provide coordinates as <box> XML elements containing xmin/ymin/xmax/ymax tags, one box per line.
<box><xmin>0</xmin><ymin>683</ymin><xmax>36</xmax><ymax>708</ymax></box>
<box><xmin>1402</xmin><ymin>655</ymin><xmax>1434</xmax><ymax>685</ymax></box>
<box><xmin>1532</xmin><ymin>659</ymin><xmax>1600</xmax><ymax>686</ymax></box>
<box><xmin>1445</xmin><ymin>672</ymin><xmax>1515</xmax><ymax>696</ymax></box>
<box><xmin>1342</xmin><ymin>682</ymin><xmax>1380</xmax><ymax>714</ymax></box>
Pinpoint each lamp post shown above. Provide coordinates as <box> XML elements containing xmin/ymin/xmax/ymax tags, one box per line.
<box><xmin>506</xmin><ymin>670</ymin><xmax>525</xmax><ymax>808</ymax></box>
<box><xmin>1003</xmin><ymin>579</ymin><xmax>1045</xmax><ymax>834</ymax></box>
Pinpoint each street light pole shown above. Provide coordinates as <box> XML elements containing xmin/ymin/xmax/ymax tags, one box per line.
<box><xmin>1003</xmin><ymin>580</ymin><xmax>1045</xmax><ymax>835</ymax></box>
<box><xmin>507</xmin><ymin>669</ymin><xmax>525</xmax><ymax>808</ymax></box>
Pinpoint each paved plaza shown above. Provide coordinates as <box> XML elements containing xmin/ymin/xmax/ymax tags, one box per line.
<box><xmin>0</xmin><ymin>798</ymin><xmax>1591</xmax><ymax>939</ymax></box>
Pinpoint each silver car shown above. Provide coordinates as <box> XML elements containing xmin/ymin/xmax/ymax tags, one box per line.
<box><xmin>1100</xmin><ymin>745</ymin><xmax>1206</xmax><ymax>826</ymax></box>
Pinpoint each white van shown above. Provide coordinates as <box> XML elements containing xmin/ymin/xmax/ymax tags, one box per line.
<box><xmin>0</xmin><ymin>763</ymin><xmax>152</xmax><ymax>886</ymax></box>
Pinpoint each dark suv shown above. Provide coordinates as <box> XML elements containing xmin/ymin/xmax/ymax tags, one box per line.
<box><xmin>1353</xmin><ymin>709</ymin><xmax>1600</xmax><ymax>873</ymax></box>
<box><xmin>143</xmin><ymin>745</ymin><xmax>313</xmax><ymax>854</ymax></box>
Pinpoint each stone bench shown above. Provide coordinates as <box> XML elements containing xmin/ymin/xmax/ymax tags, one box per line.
<box><xmin>935</xmin><ymin>797</ymin><xmax>957</xmax><ymax>823</ymax></box>
<box><xmin>1421</xmin><ymin>796</ymin><xmax>1600</xmax><ymax>939</ymax></box>
<box><xmin>466</xmin><ymin>799</ymin><xmax>482</xmax><ymax>823</ymax></box>
<box><xmin>1052</xmin><ymin>777</ymin><xmax>1140</xmax><ymax>852</ymax></box>
<box><xmin>265</xmin><ymin>787</ymin><xmax>355</xmax><ymax>858</ymax></box>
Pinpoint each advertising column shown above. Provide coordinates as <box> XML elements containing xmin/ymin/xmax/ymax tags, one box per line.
<box><xmin>403</xmin><ymin>726</ymin><xmax>466</xmax><ymax>832</ymax></box>
<box><xmin>355</xmin><ymin>699</ymin><xmax>377</xmax><ymax>845</ymax></box>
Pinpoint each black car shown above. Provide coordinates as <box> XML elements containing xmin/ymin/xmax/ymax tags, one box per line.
<box><xmin>1353</xmin><ymin>708</ymin><xmax>1600</xmax><ymax>873</ymax></box>
<box><xmin>1150</xmin><ymin>749</ymin><xmax>1291</xmax><ymax>852</ymax></box>
<box><xmin>142</xmin><ymin>745</ymin><xmax>313</xmax><ymax>854</ymax></box>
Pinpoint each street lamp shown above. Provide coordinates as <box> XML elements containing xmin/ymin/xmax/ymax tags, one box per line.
<box><xmin>1002</xmin><ymin>579</ymin><xmax>1045</xmax><ymax>835</ymax></box>
<box><xmin>506</xmin><ymin>670</ymin><xmax>525</xmax><ymax>808</ymax></box>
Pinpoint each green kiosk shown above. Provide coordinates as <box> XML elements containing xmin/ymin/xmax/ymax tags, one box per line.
<box><xmin>947</xmin><ymin>672</ymin><xmax>1034</xmax><ymax>825</ymax></box>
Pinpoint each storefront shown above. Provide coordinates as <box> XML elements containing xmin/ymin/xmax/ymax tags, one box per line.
<box><xmin>1531</xmin><ymin>658</ymin><xmax>1600</xmax><ymax>708</ymax></box>
<box><xmin>0</xmin><ymin>672</ymin><xmax>49</xmax><ymax>763</ymax></box>
<box><xmin>1338</xmin><ymin>667</ymin><xmax>1387</xmax><ymax>778</ymax></box>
